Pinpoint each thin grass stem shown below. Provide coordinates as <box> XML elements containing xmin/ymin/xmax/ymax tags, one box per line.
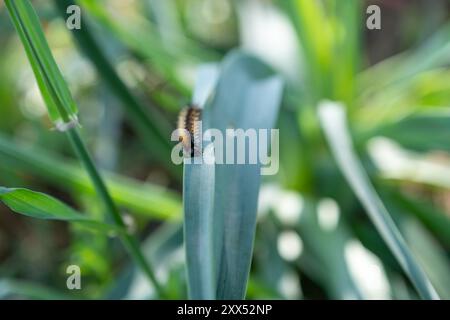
<box><xmin>66</xmin><ymin>128</ymin><xmax>165</xmax><ymax>298</ymax></box>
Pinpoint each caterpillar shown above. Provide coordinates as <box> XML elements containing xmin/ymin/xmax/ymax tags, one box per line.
<box><xmin>177</xmin><ymin>104</ymin><xmax>202</xmax><ymax>157</ymax></box>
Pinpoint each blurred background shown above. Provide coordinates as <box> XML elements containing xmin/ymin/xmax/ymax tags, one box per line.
<box><xmin>0</xmin><ymin>0</ymin><xmax>449</xmax><ymax>299</ymax></box>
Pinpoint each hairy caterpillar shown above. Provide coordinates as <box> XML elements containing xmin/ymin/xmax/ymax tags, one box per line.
<box><xmin>177</xmin><ymin>105</ymin><xmax>202</xmax><ymax>157</ymax></box>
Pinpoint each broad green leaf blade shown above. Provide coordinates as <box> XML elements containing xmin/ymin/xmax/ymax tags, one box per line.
<box><xmin>183</xmin><ymin>65</ymin><xmax>219</xmax><ymax>299</ymax></box>
<box><xmin>318</xmin><ymin>101</ymin><xmax>439</xmax><ymax>300</ymax></box>
<box><xmin>183</xmin><ymin>156</ymin><xmax>216</xmax><ymax>299</ymax></box>
<box><xmin>183</xmin><ymin>52</ymin><xmax>283</xmax><ymax>300</ymax></box>
<box><xmin>0</xmin><ymin>133</ymin><xmax>181</xmax><ymax>219</ymax></box>
<box><xmin>5</xmin><ymin>0</ymin><xmax>78</xmax><ymax>128</ymax></box>
<box><xmin>0</xmin><ymin>187</ymin><xmax>119</xmax><ymax>233</ymax></box>
<box><xmin>206</xmin><ymin>51</ymin><xmax>283</xmax><ymax>299</ymax></box>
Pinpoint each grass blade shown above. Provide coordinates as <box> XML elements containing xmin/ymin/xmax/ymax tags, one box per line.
<box><xmin>0</xmin><ymin>186</ymin><xmax>119</xmax><ymax>233</ymax></box>
<box><xmin>5</xmin><ymin>0</ymin><xmax>78</xmax><ymax>129</ymax></box>
<box><xmin>318</xmin><ymin>101</ymin><xmax>439</xmax><ymax>300</ymax></box>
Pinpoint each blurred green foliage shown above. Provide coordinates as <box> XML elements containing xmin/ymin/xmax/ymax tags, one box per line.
<box><xmin>0</xmin><ymin>0</ymin><xmax>449</xmax><ymax>300</ymax></box>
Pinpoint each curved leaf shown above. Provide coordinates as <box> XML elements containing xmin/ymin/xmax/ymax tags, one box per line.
<box><xmin>318</xmin><ymin>101</ymin><xmax>439</xmax><ymax>300</ymax></box>
<box><xmin>0</xmin><ymin>187</ymin><xmax>120</xmax><ymax>233</ymax></box>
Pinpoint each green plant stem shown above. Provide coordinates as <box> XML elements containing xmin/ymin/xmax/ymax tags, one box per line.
<box><xmin>66</xmin><ymin>128</ymin><xmax>165</xmax><ymax>298</ymax></box>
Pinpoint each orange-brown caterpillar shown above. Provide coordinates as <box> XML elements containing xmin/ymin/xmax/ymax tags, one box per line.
<box><xmin>178</xmin><ymin>104</ymin><xmax>202</xmax><ymax>157</ymax></box>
